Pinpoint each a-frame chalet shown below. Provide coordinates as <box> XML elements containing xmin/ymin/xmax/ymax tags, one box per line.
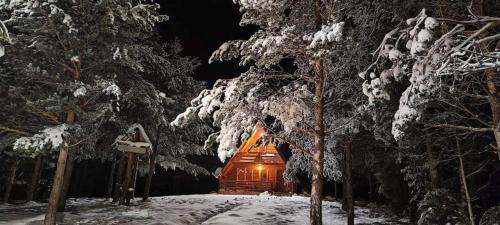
<box><xmin>219</xmin><ymin>122</ymin><xmax>295</xmax><ymax>194</ymax></box>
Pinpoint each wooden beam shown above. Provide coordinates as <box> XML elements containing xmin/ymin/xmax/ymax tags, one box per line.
<box><xmin>117</xmin><ymin>145</ymin><xmax>147</xmax><ymax>154</ymax></box>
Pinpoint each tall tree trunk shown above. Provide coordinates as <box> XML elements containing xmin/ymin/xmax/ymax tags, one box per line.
<box><xmin>106</xmin><ymin>152</ymin><xmax>117</xmax><ymax>199</ymax></box>
<box><xmin>342</xmin><ymin>158</ymin><xmax>347</xmax><ymax>211</ymax></box>
<box><xmin>485</xmin><ymin>68</ymin><xmax>500</xmax><ymax>159</ymax></box>
<box><xmin>344</xmin><ymin>138</ymin><xmax>354</xmax><ymax>225</ymax></box>
<box><xmin>425</xmin><ymin>140</ymin><xmax>439</xmax><ymax>189</ymax></box>
<box><xmin>3</xmin><ymin>157</ymin><xmax>19</xmax><ymax>204</ymax></box>
<box><xmin>368</xmin><ymin>174</ymin><xmax>374</xmax><ymax>202</ymax></box>
<box><xmin>57</xmin><ymin>151</ymin><xmax>76</xmax><ymax>212</ymax></box>
<box><xmin>44</xmin><ymin>144</ymin><xmax>68</xmax><ymax>225</ymax></box>
<box><xmin>113</xmin><ymin>152</ymin><xmax>126</xmax><ymax>202</ymax></box>
<box><xmin>26</xmin><ymin>156</ymin><xmax>43</xmax><ymax>202</ymax></box>
<box><xmin>456</xmin><ymin>137</ymin><xmax>475</xmax><ymax>225</ymax></box>
<box><xmin>143</xmin><ymin>125</ymin><xmax>161</xmax><ymax>201</ymax></box>
<box><xmin>310</xmin><ymin>56</ymin><xmax>325</xmax><ymax>225</ymax></box>
<box><xmin>44</xmin><ymin>111</ymin><xmax>74</xmax><ymax>225</ymax></box>
<box><xmin>309</xmin><ymin>0</ymin><xmax>326</xmax><ymax>223</ymax></box>
<box><xmin>45</xmin><ymin>58</ymin><xmax>81</xmax><ymax>225</ymax></box>
<box><xmin>471</xmin><ymin>0</ymin><xmax>500</xmax><ymax>159</ymax></box>
<box><xmin>334</xmin><ymin>181</ymin><xmax>338</xmax><ymax>200</ymax></box>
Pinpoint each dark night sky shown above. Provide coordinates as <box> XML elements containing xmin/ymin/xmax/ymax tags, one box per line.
<box><xmin>157</xmin><ymin>0</ymin><xmax>257</xmax><ymax>85</ymax></box>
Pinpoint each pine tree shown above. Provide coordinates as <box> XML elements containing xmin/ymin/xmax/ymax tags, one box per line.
<box><xmin>171</xmin><ymin>1</ymin><xmax>353</xmax><ymax>223</ymax></box>
<box><xmin>1</xmin><ymin>0</ymin><xmax>211</xmax><ymax>215</ymax></box>
<box><xmin>0</xmin><ymin>0</ymin><xmax>191</xmax><ymax>223</ymax></box>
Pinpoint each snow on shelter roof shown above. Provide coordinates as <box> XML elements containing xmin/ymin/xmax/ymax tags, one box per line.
<box><xmin>113</xmin><ymin>123</ymin><xmax>152</xmax><ymax>151</ymax></box>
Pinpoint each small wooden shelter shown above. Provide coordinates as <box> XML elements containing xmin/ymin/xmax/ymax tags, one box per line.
<box><xmin>219</xmin><ymin>122</ymin><xmax>295</xmax><ymax>194</ymax></box>
<box><xmin>113</xmin><ymin>124</ymin><xmax>152</xmax><ymax>205</ymax></box>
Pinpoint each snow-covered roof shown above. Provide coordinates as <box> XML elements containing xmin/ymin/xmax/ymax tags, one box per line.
<box><xmin>113</xmin><ymin>123</ymin><xmax>152</xmax><ymax>152</ymax></box>
<box><xmin>126</xmin><ymin>123</ymin><xmax>152</xmax><ymax>144</ymax></box>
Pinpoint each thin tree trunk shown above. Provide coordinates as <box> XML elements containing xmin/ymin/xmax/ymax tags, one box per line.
<box><xmin>368</xmin><ymin>174</ymin><xmax>374</xmax><ymax>202</ymax></box>
<box><xmin>44</xmin><ymin>110</ymin><xmax>74</xmax><ymax>225</ymax></box>
<box><xmin>143</xmin><ymin>125</ymin><xmax>161</xmax><ymax>201</ymax></box>
<box><xmin>44</xmin><ymin>57</ymin><xmax>81</xmax><ymax>225</ymax></box>
<box><xmin>426</xmin><ymin>140</ymin><xmax>439</xmax><ymax>189</ymax></box>
<box><xmin>310</xmin><ymin>56</ymin><xmax>325</xmax><ymax>225</ymax></box>
<box><xmin>471</xmin><ymin>0</ymin><xmax>500</xmax><ymax>159</ymax></box>
<box><xmin>341</xmin><ymin>151</ymin><xmax>346</xmax><ymax>210</ymax></box>
<box><xmin>106</xmin><ymin>152</ymin><xmax>117</xmax><ymax>199</ymax></box>
<box><xmin>3</xmin><ymin>157</ymin><xmax>19</xmax><ymax>204</ymax></box>
<box><xmin>26</xmin><ymin>156</ymin><xmax>43</xmax><ymax>202</ymax></box>
<box><xmin>456</xmin><ymin>137</ymin><xmax>475</xmax><ymax>225</ymax></box>
<box><xmin>113</xmin><ymin>152</ymin><xmax>126</xmax><ymax>203</ymax></box>
<box><xmin>334</xmin><ymin>181</ymin><xmax>338</xmax><ymax>200</ymax></box>
<box><xmin>485</xmin><ymin>68</ymin><xmax>500</xmax><ymax>159</ymax></box>
<box><xmin>57</xmin><ymin>150</ymin><xmax>76</xmax><ymax>212</ymax></box>
<box><xmin>345</xmin><ymin>138</ymin><xmax>354</xmax><ymax>225</ymax></box>
<box><xmin>342</xmin><ymin>158</ymin><xmax>347</xmax><ymax>211</ymax></box>
<box><xmin>44</xmin><ymin>144</ymin><xmax>68</xmax><ymax>225</ymax></box>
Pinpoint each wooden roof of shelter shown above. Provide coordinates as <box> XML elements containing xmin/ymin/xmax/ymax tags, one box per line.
<box><xmin>114</xmin><ymin>124</ymin><xmax>152</xmax><ymax>154</ymax></box>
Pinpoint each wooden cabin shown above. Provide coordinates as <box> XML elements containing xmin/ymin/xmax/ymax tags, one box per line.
<box><xmin>219</xmin><ymin>122</ymin><xmax>295</xmax><ymax>194</ymax></box>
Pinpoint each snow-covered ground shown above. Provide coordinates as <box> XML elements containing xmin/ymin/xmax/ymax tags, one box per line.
<box><xmin>0</xmin><ymin>194</ymin><xmax>407</xmax><ymax>225</ymax></box>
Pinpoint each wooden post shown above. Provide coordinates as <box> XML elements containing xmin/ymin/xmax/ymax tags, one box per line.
<box><xmin>120</xmin><ymin>152</ymin><xmax>134</xmax><ymax>206</ymax></box>
<box><xmin>130</xmin><ymin>154</ymin><xmax>139</xmax><ymax>199</ymax></box>
<box><xmin>143</xmin><ymin>125</ymin><xmax>161</xmax><ymax>201</ymax></box>
<box><xmin>106</xmin><ymin>152</ymin><xmax>117</xmax><ymax>199</ymax></box>
<box><xmin>3</xmin><ymin>157</ymin><xmax>19</xmax><ymax>204</ymax></box>
<box><xmin>26</xmin><ymin>156</ymin><xmax>43</xmax><ymax>202</ymax></box>
<box><xmin>113</xmin><ymin>152</ymin><xmax>126</xmax><ymax>202</ymax></box>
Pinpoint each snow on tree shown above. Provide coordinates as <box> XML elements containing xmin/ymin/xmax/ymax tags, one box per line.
<box><xmin>13</xmin><ymin>124</ymin><xmax>68</xmax><ymax>158</ymax></box>
<box><xmin>0</xmin><ymin>0</ymin><xmax>205</xmax><ymax>222</ymax></box>
<box><xmin>360</xmin><ymin>8</ymin><xmax>500</xmax><ymax>146</ymax></box>
<box><xmin>172</xmin><ymin>1</ymin><xmax>362</xmax><ymax>223</ymax></box>
<box><xmin>359</xmin><ymin>4</ymin><xmax>500</xmax><ymax>224</ymax></box>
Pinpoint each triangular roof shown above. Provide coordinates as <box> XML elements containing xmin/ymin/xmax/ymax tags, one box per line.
<box><xmin>223</xmin><ymin>122</ymin><xmax>283</xmax><ymax>165</ymax></box>
<box><xmin>113</xmin><ymin>123</ymin><xmax>152</xmax><ymax>153</ymax></box>
<box><xmin>237</xmin><ymin>121</ymin><xmax>274</xmax><ymax>153</ymax></box>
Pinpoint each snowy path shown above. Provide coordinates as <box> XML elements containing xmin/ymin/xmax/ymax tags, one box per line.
<box><xmin>0</xmin><ymin>194</ymin><xmax>407</xmax><ymax>225</ymax></box>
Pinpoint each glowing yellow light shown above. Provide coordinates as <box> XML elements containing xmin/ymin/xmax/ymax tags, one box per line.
<box><xmin>257</xmin><ymin>164</ymin><xmax>263</xmax><ymax>171</ymax></box>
